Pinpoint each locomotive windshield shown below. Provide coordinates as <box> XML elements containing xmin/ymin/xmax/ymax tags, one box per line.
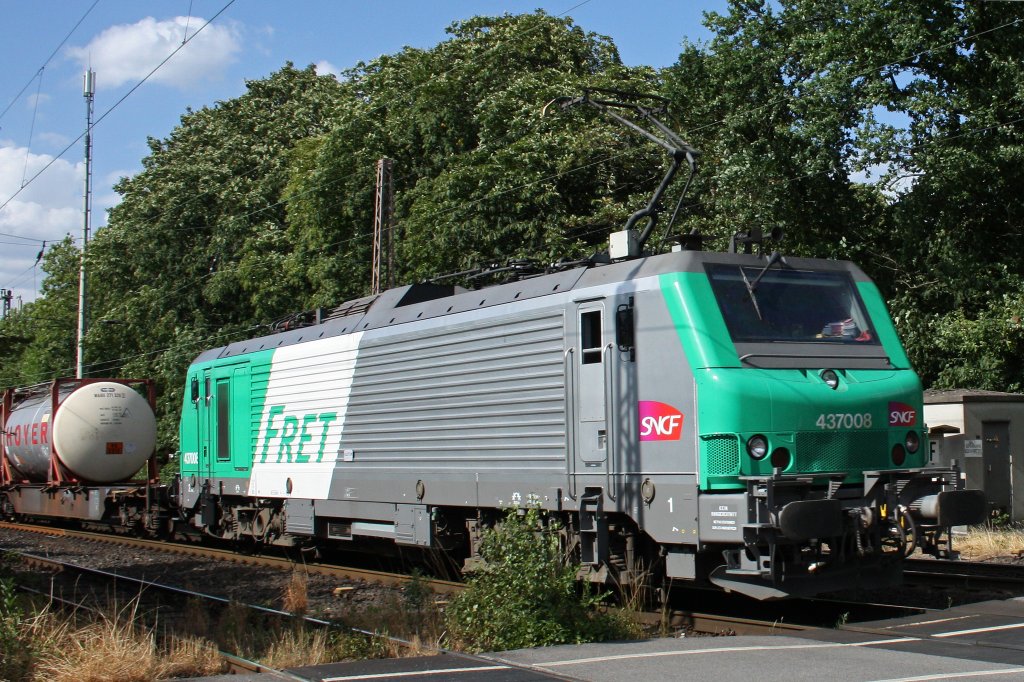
<box><xmin>706</xmin><ymin>265</ymin><xmax>878</xmax><ymax>346</ymax></box>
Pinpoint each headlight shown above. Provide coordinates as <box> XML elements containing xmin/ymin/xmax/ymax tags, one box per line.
<box><xmin>820</xmin><ymin>369</ymin><xmax>839</xmax><ymax>390</ymax></box>
<box><xmin>891</xmin><ymin>443</ymin><xmax>906</xmax><ymax>466</ymax></box>
<box><xmin>747</xmin><ymin>435</ymin><xmax>769</xmax><ymax>460</ymax></box>
<box><xmin>905</xmin><ymin>430</ymin><xmax>920</xmax><ymax>454</ymax></box>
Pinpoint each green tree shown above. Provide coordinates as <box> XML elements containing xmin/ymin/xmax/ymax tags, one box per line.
<box><xmin>662</xmin><ymin>1</ymin><xmax>1024</xmax><ymax>390</ymax></box>
<box><xmin>81</xmin><ymin>64</ymin><xmax>345</xmax><ymax>445</ymax></box>
<box><xmin>0</xmin><ymin>237</ymin><xmax>80</xmax><ymax>386</ymax></box>
<box><xmin>284</xmin><ymin>12</ymin><xmax>665</xmax><ymax>296</ymax></box>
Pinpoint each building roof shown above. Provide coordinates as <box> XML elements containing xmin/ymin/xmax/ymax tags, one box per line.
<box><xmin>924</xmin><ymin>388</ymin><xmax>1024</xmax><ymax>404</ymax></box>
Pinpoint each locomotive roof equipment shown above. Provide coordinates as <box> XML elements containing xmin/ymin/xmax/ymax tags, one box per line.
<box><xmin>544</xmin><ymin>87</ymin><xmax>701</xmax><ymax>260</ymax></box>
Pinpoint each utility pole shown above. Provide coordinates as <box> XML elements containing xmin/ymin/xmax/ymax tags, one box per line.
<box><xmin>371</xmin><ymin>158</ymin><xmax>394</xmax><ymax>295</ymax></box>
<box><xmin>76</xmin><ymin>69</ymin><xmax>95</xmax><ymax>379</ymax></box>
<box><xmin>0</xmin><ymin>288</ymin><xmax>11</xmax><ymax>319</ymax></box>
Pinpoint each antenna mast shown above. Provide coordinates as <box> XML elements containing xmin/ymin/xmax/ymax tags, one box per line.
<box><xmin>76</xmin><ymin>69</ymin><xmax>95</xmax><ymax>378</ymax></box>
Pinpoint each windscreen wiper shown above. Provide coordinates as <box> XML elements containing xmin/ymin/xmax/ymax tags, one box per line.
<box><xmin>742</xmin><ymin>251</ymin><xmax>785</xmax><ymax>321</ymax></box>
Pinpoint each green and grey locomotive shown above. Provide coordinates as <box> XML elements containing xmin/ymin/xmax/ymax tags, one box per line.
<box><xmin>175</xmin><ymin>244</ymin><xmax>986</xmax><ymax>599</ymax></box>
<box><xmin>174</xmin><ymin>92</ymin><xmax>985</xmax><ymax>599</ymax></box>
<box><xmin>1</xmin><ymin>91</ymin><xmax>987</xmax><ymax>599</ymax></box>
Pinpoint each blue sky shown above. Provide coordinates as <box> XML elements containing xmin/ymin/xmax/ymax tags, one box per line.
<box><xmin>0</xmin><ymin>0</ymin><xmax>727</xmax><ymax>305</ymax></box>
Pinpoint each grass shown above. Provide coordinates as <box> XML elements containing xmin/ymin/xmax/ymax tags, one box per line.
<box><xmin>0</xmin><ymin>562</ymin><xmax>407</xmax><ymax>681</ymax></box>
<box><xmin>282</xmin><ymin>569</ymin><xmax>309</xmax><ymax>617</ymax></box>
<box><xmin>955</xmin><ymin>523</ymin><xmax>1024</xmax><ymax>561</ymax></box>
<box><xmin>1</xmin><ymin>519</ymin><xmax>646</xmax><ymax>678</ymax></box>
<box><xmin>7</xmin><ymin>599</ymin><xmax>224</xmax><ymax>682</ymax></box>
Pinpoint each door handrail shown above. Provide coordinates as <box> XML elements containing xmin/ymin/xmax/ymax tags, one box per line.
<box><xmin>603</xmin><ymin>343</ymin><xmax>617</xmax><ymax>501</ymax></box>
<box><xmin>564</xmin><ymin>347</ymin><xmax>577</xmax><ymax>501</ymax></box>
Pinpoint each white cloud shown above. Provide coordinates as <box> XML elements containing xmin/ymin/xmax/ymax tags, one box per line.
<box><xmin>67</xmin><ymin>16</ymin><xmax>242</xmax><ymax>91</ymax></box>
<box><xmin>38</xmin><ymin>132</ymin><xmax>71</xmax><ymax>149</ymax></box>
<box><xmin>26</xmin><ymin>93</ymin><xmax>51</xmax><ymax>109</ymax></box>
<box><xmin>0</xmin><ymin>142</ymin><xmax>83</xmax><ymax>302</ymax></box>
<box><xmin>315</xmin><ymin>60</ymin><xmax>341</xmax><ymax>79</ymax></box>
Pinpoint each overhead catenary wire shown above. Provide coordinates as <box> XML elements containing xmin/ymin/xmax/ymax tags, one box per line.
<box><xmin>3</xmin><ymin>4</ymin><xmax>1016</xmax><ymax>254</ymax></box>
<box><xmin>0</xmin><ymin>0</ymin><xmax>100</xmax><ymax>126</ymax></box>
<box><xmin>0</xmin><ymin>0</ymin><xmax>237</xmax><ymax>296</ymax></box>
<box><xmin>4</xmin><ymin>4</ymin><xmax>1021</xmax><ymax>370</ymax></box>
<box><xmin>0</xmin><ymin>0</ymin><xmax>239</xmax><ymax>222</ymax></box>
<box><xmin>20</xmin><ymin>0</ymin><xmax>975</xmax><ymax>250</ymax></box>
<box><xmin>0</xmin><ymin>0</ymin><xmax>581</xmax><ymax>249</ymax></box>
<box><xmin>10</xmin><ymin>110</ymin><xmax>1019</xmax><ymax>385</ymax></box>
<box><xmin>69</xmin><ymin>11</ymin><xmax>1024</xmax><ymax>338</ymax></box>
<box><xmin>55</xmin><ymin>0</ymin><xmax>602</xmax><ymax>325</ymax></box>
<box><xmin>16</xmin><ymin>120</ymin><xmax>987</xmax><ymax>383</ymax></box>
<box><xmin>0</xmin><ymin>231</ymin><xmax>55</xmax><ymax>243</ymax></box>
<box><xmin>20</xmin><ymin>69</ymin><xmax>46</xmax><ymax>188</ymax></box>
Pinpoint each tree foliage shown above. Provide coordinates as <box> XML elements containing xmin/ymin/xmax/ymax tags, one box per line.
<box><xmin>661</xmin><ymin>0</ymin><xmax>1024</xmax><ymax>389</ymax></box>
<box><xmin>3</xmin><ymin>5</ymin><xmax>1024</xmax><ymax>455</ymax></box>
<box><xmin>284</xmin><ymin>12</ymin><xmax>661</xmax><ymax>296</ymax></box>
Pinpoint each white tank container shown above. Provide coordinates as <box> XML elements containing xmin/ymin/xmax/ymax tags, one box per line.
<box><xmin>3</xmin><ymin>381</ymin><xmax>156</xmax><ymax>483</ymax></box>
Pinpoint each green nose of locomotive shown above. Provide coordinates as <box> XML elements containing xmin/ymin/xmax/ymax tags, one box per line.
<box><xmin>695</xmin><ymin>366</ymin><xmax>927</xmax><ymax>490</ymax></box>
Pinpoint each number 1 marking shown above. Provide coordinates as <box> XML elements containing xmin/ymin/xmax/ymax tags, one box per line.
<box><xmin>668</xmin><ymin>497</ymin><xmax>674</xmax><ymax>513</ymax></box>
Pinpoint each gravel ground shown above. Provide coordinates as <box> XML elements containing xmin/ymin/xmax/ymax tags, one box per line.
<box><xmin>4</xmin><ymin>525</ymin><xmax>1023</xmax><ymax>623</ymax></box>
<box><xmin>0</xmin><ymin>527</ymin><xmax>407</xmax><ymax>625</ymax></box>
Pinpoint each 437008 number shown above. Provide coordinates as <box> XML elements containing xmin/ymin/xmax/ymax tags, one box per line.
<box><xmin>815</xmin><ymin>412</ymin><xmax>872</xmax><ymax>429</ymax></box>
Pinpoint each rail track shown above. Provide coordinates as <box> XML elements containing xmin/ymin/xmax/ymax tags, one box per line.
<box><xmin>3</xmin><ymin>544</ymin><xmax>571</xmax><ymax>680</ymax></box>
<box><xmin>2</xmin><ymin>519</ymin><xmax>825</xmax><ymax>640</ymax></box>
<box><xmin>10</xmin><ymin>551</ymin><xmax>299</xmax><ymax>678</ymax></box>
<box><xmin>0</xmin><ymin>519</ymin><xmax>464</xmax><ymax>595</ymax></box>
<box><xmin>904</xmin><ymin>557</ymin><xmax>1024</xmax><ymax>593</ymax></box>
<box><xmin>8</xmin><ymin>519</ymin><xmax>1019</xmax><ymax>650</ymax></box>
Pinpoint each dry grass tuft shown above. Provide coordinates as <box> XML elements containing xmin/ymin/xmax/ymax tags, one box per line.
<box><xmin>956</xmin><ymin>524</ymin><xmax>1024</xmax><ymax>560</ymax></box>
<box><xmin>155</xmin><ymin>635</ymin><xmax>224</xmax><ymax>679</ymax></box>
<box><xmin>260</xmin><ymin>626</ymin><xmax>333</xmax><ymax>669</ymax></box>
<box><xmin>18</xmin><ymin>598</ymin><xmax>224</xmax><ymax>682</ymax></box>
<box><xmin>282</xmin><ymin>570</ymin><xmax>309</xmax><ymax>616</ymax></box>
<box><xmin>384</xmin><ymin>632</ymin><xmax>440</xmax><ymax>658</ymax></box>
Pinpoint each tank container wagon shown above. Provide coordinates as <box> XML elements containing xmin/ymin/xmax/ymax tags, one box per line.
<box><xmin>1</xmin><ymin>377</ymin><xmax>167</xmax><ymax>533</ymax></box>
<box><xmin>174</xmin><ymin>90</ymin><xmax>986</xmax><ymax>599</ymax></box>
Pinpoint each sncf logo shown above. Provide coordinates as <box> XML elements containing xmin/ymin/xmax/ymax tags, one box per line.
<box><xmin>889</xmin><ymin>401</ymin><xmax>917</xmax><ymax>427</ymax></box>
<box><xmin>639</xmin><ymin>401</ymin><xmax>684</xmax><ymax>441</ymax></box>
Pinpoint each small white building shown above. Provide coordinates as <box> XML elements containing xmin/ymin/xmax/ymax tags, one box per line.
<box><xmin>924</xmin><ymin>389</ymin><xmax>1024</xmax><ymax>522</ymax></box>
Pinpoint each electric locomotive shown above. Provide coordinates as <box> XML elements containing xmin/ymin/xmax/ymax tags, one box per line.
<box><xmin>0</xmin><ymin>93</ymin><xmax>987</xmax><ymax>599</ymax></box>
<box><xmin>170</xmin><ymin>90</ymin><xmax>987</xmax><ymax>599</ymax></box>
<box><xmin>174</xmin><ymin>242</ymin><xmax>986</xmax><ymax>599</ymax></box>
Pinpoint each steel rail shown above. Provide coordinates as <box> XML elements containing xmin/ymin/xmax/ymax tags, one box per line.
<box><xmin>11</xmin><ymin>562</ymin><xmax>304</xmax><ymax>681</ymax></box>
<box><xmin>6</xmin><ymin>546</ymin><xmax>573</xmax><ymax>681</ymax></box>
<box><xmin>0</xmin><ymin>520</ymin><xmax>464</xmax><ymax>595</ymax></box>
<box><xmin>904</xmin><ymin>557</ymin><xmax>1024</xmax><ymax>592</ymax></box>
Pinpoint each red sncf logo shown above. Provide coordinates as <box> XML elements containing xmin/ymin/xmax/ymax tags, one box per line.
<box><xmin>888</xmin><ymin>401</ymin><xmax>917</xmax><ymax>427</ymax></box>
<box><xmin>639</xmin><ymin>401</ymin><xmax>685</xmax><ymax>441</ymax></box>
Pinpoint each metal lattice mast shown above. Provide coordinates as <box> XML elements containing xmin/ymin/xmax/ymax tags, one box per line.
<box><xmin>76</xmin><ymin>69</ymin><xmax>95</xmax><ymax>379</ymax></box>
<box><xmin>371</xmin><ymin>158</ymin><xmax>394</xmax><ymax>294</ymax></box>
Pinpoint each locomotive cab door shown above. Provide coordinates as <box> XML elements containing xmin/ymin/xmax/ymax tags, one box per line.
<box><xmin>205</xmin><ymin>363</ymin><xmax>249</xmax><ymax>482</ymax></box>
<box><xmin>572</xmin><ymin>301</ymin><xmax>609</xmax><ymax>473</ymax></box>
<box><xmin>199</xmin><ymin>369</ymin><xmax>214</xmax><ymax>485</ymax></box>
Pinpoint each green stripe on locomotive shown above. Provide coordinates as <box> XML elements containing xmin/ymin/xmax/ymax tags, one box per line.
<box><xmin>178</xmin><ymin>349</ymin><xmax>275</xmax><ymax>481</ymax></box>
<box><xmin>659</xmin><ymin>272</ymin><xmax>926</xmax><ymax>491</ymax></box>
